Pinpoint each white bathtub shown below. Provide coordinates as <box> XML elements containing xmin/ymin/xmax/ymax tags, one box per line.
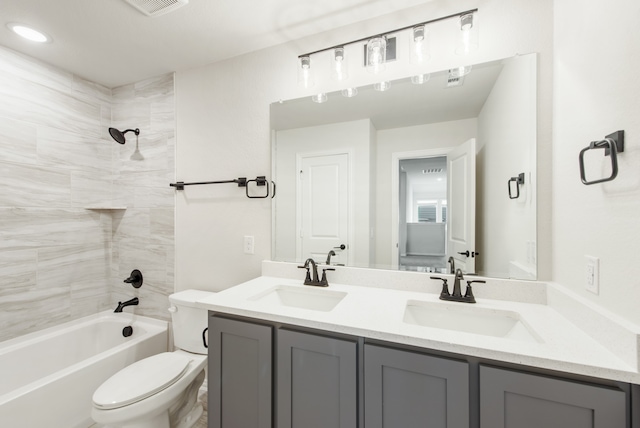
<box><xmin>0</xmin><ymin>310</ymin><xmax>168</xmax><ymax>428</ymax></box>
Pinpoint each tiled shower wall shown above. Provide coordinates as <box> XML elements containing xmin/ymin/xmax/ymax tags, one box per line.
<box><xmin>0</xmin><ymin>45</ymin><xmax>175</xmax><ymax>342</ymax></box>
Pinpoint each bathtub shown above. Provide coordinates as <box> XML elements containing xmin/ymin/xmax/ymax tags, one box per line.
<box><xmin>0</xmin><ymin>310</ymin><xmax>168</xmax><ymax>428</ymax></box>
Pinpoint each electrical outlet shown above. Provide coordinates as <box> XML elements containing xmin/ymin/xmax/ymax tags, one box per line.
<box><xmin>243</xmin><ymin>236</ymin><xmax>255</xmax><ymax>255</ymax></box>
<box><xmin>585</xmin><ymin>256</ymin><xmax>599</xmax><ymax>295</ymax></box>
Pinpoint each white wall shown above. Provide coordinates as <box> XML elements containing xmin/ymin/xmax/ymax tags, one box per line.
<box><xmin>273</xmin><ymin>119</ymin><xmax>373</xmax><ymax>265</ymax></box>
<box><xmin>552</xmin><ymin>0</ymin><xmax>640</xmax><ymax>324</ymax></box>
<box><xmin>175</xmin><ymin>0</ymin><xmax>554</xmax><ymax>292</ymax></box>
<box><xmin>477</xmin><ymin>54</ymin><xmax>537</xmax><ymax>278</ymax></box>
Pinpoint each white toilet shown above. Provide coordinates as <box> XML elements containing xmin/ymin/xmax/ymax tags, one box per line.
<box><xmin>92</xmin><ymin>289</ymin><xmax>215</xmax><ymax>428</ymax></box>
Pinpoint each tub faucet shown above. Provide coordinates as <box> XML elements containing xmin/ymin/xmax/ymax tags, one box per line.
<box><xmin>114</xmin><ymin>297</ymin><xmax>139</xmax><ymax>313</ymax></box>
<box><xmin>447</xmin><ymin>257</ymin><xmax>455</xmax><ymax>274</ymax></box>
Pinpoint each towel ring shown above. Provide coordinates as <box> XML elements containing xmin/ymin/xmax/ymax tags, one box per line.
<box><xmin>579</xmin><ymin>131</ymin><xmax>624</xmax><ymax>185</ymax></box>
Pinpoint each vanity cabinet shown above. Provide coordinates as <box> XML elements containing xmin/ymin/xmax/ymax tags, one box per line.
<box><xmin>208</xmin><ymin>313</ymin><xmax>631</xmax><ymax>428</ymax></box>
<box><xmin>276</xmin><ymin>329</ymin><xmax>358</xmax><ymax>428</ymax></box>
<box><xmin>364</xmin><ymin>344</ymin><xmax>469</xmax><ymax>428</ymax></box>
<box><xmin>480</xmin><ymin>365</ymin><xmax>627</xmax><ymax>428</ymax></box>
<box><xmin>208</xmin><ymin>316</ymin><xmax>273</xmax><ymax>428</ymax></box>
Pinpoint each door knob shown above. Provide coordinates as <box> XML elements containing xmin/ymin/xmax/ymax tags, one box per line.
<box><xmin>458</xmin><ymin>250</ymin><xmax>470</xmax><ymax>257</ymax></box>
<box><xmin>334</xmin><ymin>244</ymin><xmax>346</xmax><ymax>250</ymax></box>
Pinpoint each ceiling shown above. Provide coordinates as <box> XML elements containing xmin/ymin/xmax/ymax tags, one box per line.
<box><xmin>0</xmin><ymin>0</ymin><xmax>436</xmax><ymax>88</ymax></box>
<box><xmin>271</xmin><ymin>58</ymin><xmax>504</xmax><ymax>131</ymax></box>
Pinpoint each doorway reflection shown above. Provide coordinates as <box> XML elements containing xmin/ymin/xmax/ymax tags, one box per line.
<box><xmin>398</xmin><ymin>156</ymin><xmax>448</xmax><ymax>272</ymax></box>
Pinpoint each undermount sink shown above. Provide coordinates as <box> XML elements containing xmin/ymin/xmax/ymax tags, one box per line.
<box><xmin>248</xmin><ymin>285</ymin><xmax>347</xmax><ymax>312</ymax></box>
<box><xmin>403</xmin><ymin>300</ymin><xmax>542</xmax><ymax>343</ymax></box>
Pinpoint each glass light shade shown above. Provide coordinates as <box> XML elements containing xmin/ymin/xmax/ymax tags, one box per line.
<box><xmin>411</xmin><ymin>74</ymin><xmax>430</xmax><ymax>84</ymax></box>
<box><xmin>331</xmin><ymin>47</ymin><xmax>349</xmax><ymax>81</ymax></box>
<box><xmin>341</xmin><ymin>87</ymin><xmax>358</xmax><ymax>98</ymax></box>
<box><xmin>449</xmin><ymin>65</ymin><xmax>472</xmax><ymax>78</ymax></box>
<box><xmin>455</xmin><ymin>13</ymin><xmax>479</xmax><ymax>55</ymax></box>
<box><xmin>366</xmin><ymin>36</ymin><xmax>387</xmax><ymax>74</ymax></box>
<box><xmin>373</xmin><ymin>81</ymin><xmax>391</xmax><ymax>92</ymax></box>
<box><xmin>410</xmin><ymin>25</ymin><xmax>430</xmax><ymax>64</ymax></box>
<box><xmin>297</xmin><ymin>56</ymin><xmax>314</xmax><ymax>88</ymax></box>
<box><xmin>311</xmin><ymin>93</ymin><xmax>328</xmax><ymax>103</ymax></box>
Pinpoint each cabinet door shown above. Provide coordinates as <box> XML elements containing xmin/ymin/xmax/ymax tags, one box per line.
<box><xmin>364</xmin><ymin>344</ymin><xmax>469</xmax><ymax>428</ymax></box>
<box><xmin>209</xmin><ymin>316</ymin><xmax>272</xmax><ymax>428</ymax></box>
<box><xmin>480</xmin><ymin>365</ymin><xmax>627</xmax><ymax>428</ymax></box>
<box><xmin>277</xmin><ymin>329</ymin><xmax>357</xmax><ymax>428</ymax></box>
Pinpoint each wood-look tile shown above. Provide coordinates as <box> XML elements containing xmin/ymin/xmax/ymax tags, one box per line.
<box><xmin>0</xmin><ymin>249</ymin><xmax>37</xmax><ymax>296</ymax></box>
<box><xmin>0</xmin><ymin>116</ymin><xmax>38</xmax><ymax>165</ymax></box>
<box><xmin>0</xmin><ymin>161</ymin><xmax>71</xmax><ymax>207</ymax></box>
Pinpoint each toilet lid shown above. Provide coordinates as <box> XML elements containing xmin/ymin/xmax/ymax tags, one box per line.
<box><xmin>92</xmin><ymin>352</ymin><xmax>191</xmax><ymax>410</ymax></box>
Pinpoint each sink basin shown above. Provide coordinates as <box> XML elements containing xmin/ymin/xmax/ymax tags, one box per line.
<box><xmin>403</xmin><ymin>300</ymin><xmax>542</xmax><ymax>343</ymax></box>
<box><xmin>248</xmin><ymin>285</ymin><xmax>347</xmax><ymax>312</ymax></box>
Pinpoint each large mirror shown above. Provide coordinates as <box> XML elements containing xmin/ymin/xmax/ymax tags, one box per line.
<box><xmin>271</xmin><ymin>54</ymin><xmax>537</xmax><ymax>280</ymax></box>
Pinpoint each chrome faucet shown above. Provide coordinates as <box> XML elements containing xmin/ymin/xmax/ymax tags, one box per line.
<box><xmin>298</xmin><ymin>258</ymin><xmax>334</xmax><ymax>287</ymax></box>
<box><xmin>430</xmin><ymin>269</ymin><xmax>485</xmax><ymax>303</ymax></box>
<box><xmin>114</xmin><ymin>297</ymin><xmax>139</xmax><ymax>313</ymax></box>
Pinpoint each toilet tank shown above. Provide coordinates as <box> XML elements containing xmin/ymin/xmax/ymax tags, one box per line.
<box><xmin>168</xmin><ymin>289</ymin><xmax>216</xmax><ymax>354</ymax></box>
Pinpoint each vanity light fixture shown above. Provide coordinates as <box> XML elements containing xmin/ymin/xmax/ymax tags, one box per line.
<box><xmin>296</xmin><ymin>8</ymin><xmax>478</xmax><ymax>99</ymax></box>
<box><xmin>8</xmin><ymin>23</ymin><xmax>51</xmax><ymax>43</ymax></box>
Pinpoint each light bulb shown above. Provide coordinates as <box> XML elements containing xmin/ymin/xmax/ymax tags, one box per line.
<box><xmin>411</xmin><ymin>74</ymin><xmax>430</xmax><ymax>84</ymax></box>
<box><xmin>297</xmin><ymin>56</ymin><xmax>314</xmax><ymax>88</ymax></box>
<box><xmin>341</xmin><ymin>87</ymin><xmax>358</xmax><ymax>98</ymax></box>
<box><xmin>366</xmin><ymin>36</ymin><xmax>387</xmax><ymax>74</ymax></box>
<box><xmin>311</xmin><ymin>93</ymin><xmax>328</xmax><ymax>103</ymax></box>
<box><xmin>410</xmin><ymin>25</ymin><xmax>430</xmax><ymax>64</ymax></box>
<box><xmin>373</xmin><ymin>81</ymin><xmax>391</xmax><ymax>92</ymax></box>
<box><xmin>455</xmin><ymin>13</ymin><xmax>478</xmax><ymax>55</ymax></box>
<box><xmin>331</xmin><ymin>47</ymin><xmax>348</xmax><ymax>81</ymax></box>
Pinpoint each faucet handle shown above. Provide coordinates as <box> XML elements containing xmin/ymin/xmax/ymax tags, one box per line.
<box><xmin>298</xmin><ymin>265</ymin><xmax>312</xmax><ymax>284</ymax></box>
<box><xmin>430</xmin><ymin>276</ymin><xmax>450</xmax><ymax>297</ymax></box>
<box><xmin>464</xmin><ymin>280</ymin><xmax>485</xmax><ymax>303</ymax></box>
<box><xmin>319</xmin><ymin>268</ymin><xmax>335</xmax><ymax>287</ymax></box>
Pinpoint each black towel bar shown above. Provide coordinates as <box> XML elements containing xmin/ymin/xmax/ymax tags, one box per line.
<box><xmin>170</xmin><ymin>176</ymin><xmax>276</xmax><ymax>198</ymax></box>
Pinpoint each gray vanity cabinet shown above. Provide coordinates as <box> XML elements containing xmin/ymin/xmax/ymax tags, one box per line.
<box><xmin>208</xmin><ymin>316</ymin><xmax>273</xmax><ymax>428</ymax></box>
<box><xmin>364</xmin><ymin>344</ymin><xmax>470</xmax><ymax>428</ymax></box>
<box><xmin>480</xmin><ymin>365</ymin><xmax>627</xmax><ymax>428</ymax></box>
<box><xmin>276</xmin><ymin>328</ymin><xmax>358</xmax><ymax>428</ymax></box>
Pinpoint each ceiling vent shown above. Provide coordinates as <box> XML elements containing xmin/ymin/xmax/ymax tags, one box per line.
<box><xmin>124</xmin><ymin>0</ymin><xmax>189</xmax><ymax>17</ymax></box>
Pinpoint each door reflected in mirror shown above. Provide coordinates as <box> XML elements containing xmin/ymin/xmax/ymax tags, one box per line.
<box><xmin>271</xmin><ymin>54</ymin><xmax>537</xmax><ymax>280</ymax></box>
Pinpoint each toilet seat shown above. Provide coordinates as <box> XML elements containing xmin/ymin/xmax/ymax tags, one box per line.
<box><xmin>93</xmin><ymin>352</ymin><xmax>191</xmax><ymax>410</ymax></box>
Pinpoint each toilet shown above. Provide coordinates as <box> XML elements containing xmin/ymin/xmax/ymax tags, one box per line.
<box><xmin>92</xmin><ymin>289</ymin><xmax>215</xmax><ymax>428</ymax></box>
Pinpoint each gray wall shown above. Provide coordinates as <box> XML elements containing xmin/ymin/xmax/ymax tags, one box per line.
<box><xmin>0</xmin><ymin>45</ymin><xmax>175</xmax><ymax>342</ymax></box>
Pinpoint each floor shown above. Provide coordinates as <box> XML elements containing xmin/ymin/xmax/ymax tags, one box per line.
<box><xmin>88</xmin><ymin>391</ymin><xmax>208</xmax><ymax>427</ymax></box>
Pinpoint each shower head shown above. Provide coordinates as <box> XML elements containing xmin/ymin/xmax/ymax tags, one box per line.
<box><xmin>108</xmin><ymin>127</ymin><xmax>140</xmax><ymax>144</ymax></box>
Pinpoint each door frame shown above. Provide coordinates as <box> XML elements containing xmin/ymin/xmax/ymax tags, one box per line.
<box><xmin>391</xmin><ymin>148</ymin><xmax>453</xmax><ymax>269</ymax></box>
<box><xmin>296</xmin><ymin>149</ymin><xmax>354</xmax><ymax>265</ymax></box>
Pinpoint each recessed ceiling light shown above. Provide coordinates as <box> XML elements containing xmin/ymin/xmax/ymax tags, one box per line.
<box><xmin>7</xmin><ymin>23</ymin><xmax>51</xmax><ymax>43</ymax></box>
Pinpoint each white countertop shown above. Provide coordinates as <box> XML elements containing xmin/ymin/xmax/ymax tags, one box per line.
<box><xmin>197</xmin><ymin>265</ymin><xmax>640</xmax><ymax>384</ymax></box>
